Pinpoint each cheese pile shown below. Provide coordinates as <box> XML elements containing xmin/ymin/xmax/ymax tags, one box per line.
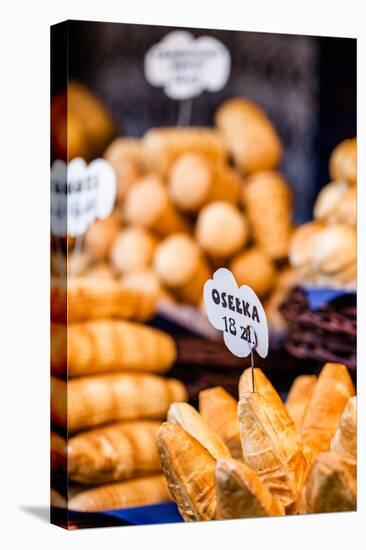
<box><xmin>289</xmin><ymin>138</ymin><xmax>356</xmax><ymax>288</ymax></box>
<box><xmin>50</xmin><ymin>277</ymin><xmax>187</xmax><ymax>512</ymax></box>
<box><xmin>57</xmin><ymin>96</ymin><xmax>300</xmax><ymax>333</ymax></box>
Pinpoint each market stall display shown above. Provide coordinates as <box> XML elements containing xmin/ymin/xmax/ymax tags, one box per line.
<box><xmin>57</xmin><ymin>94</ymin><xmax>299</xmax><ymax>336</ymax></box>
<box><xmin>50</xmin><ymin>22</ymin><xmax>357</xmax><ymax>529</ymax></box>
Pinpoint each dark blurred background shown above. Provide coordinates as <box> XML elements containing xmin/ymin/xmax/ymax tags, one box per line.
<box><xmin>55</xmin><ymin>20</ymin><xmax>356</xmax><ymax>223</ymax></box>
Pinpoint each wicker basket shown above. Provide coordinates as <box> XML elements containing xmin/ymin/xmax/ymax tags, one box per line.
<box><xmin>280</xmin><ymin>287</ymin><xmax>356</xmax><ymax>371</ymax></box>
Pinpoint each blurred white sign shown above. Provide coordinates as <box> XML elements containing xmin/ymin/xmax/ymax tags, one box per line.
<box><xmin>51</xmin><ymin>157</ymin><xmax>116</xmax><ymax>237</ymax></box>
<box><xmin>204</xmin><ymin>268</ymin><xmax>269</xmax><ymax>358</ymax></box>
<box><xmin>144</xmin><ymin>30</ymin><xmax>231</xmax><ymax>100</ymax></box>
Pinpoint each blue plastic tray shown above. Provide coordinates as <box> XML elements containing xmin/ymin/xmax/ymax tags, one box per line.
<box><xmin>101</xmin><ymin>502</ymin><xmax>183</xmax><ymax>525</ymax></box>
<box><xmin>304</xmin><ymin>287</ymin><xmax>355</xmax><ymax>311</ymax></box>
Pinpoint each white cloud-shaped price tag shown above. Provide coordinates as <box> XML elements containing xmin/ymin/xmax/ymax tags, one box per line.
<box><xmin>204</xmin><ymin>268</ymin><xmax>269</xmax><ymax>358</ymax></box>
<box><xmin>144</xmin><ymin>31</ymin><xmax>231</xmax><ymax>100</ymax></box>
<box><xmin>51</xmin><ymin>157</ymin><xmax>116</xmax><ymax>237</ymax></box>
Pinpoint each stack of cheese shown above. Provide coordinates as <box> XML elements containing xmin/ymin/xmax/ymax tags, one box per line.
<box><xmin>50</xmin><ymin>277</ymin><xmax>187</xmax><ymax>512</ymax></box>
<box><xmin>75</xmin><ymin>98</ymin><xmax>296</xmax><ymax>316</ymax></box>
<box><xmin>289</xmin><ymin>138</ymin><xmax>356</xmax><ymax>288</ymax></box>
<box><xmin>156</xmin><ymin>363</ymin><xmax>356</xmax><ymax>520</ymax></box>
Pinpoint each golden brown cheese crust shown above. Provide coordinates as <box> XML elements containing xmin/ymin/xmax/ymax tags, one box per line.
<box><xmin>215</xmin><ymin>458</ymin><xmax>285</xmax><ymax>519</ymax></box>
<box><xmin>329</xmin><ymin>138</ymin><xmax>357</xmax><ymax>185</ymax></box>
<box><xmin>215</xmin><ymin>98</ymin><xmax>282</xmax><ymax>174</ymax></box>
<box><xmin>51</xmin><ymin>319</ymin><xmax>176</xmax><ymax>377</ymax></box>
<box><xmin>301</xmin><ymin>363</ymin><xmax>355</xmax><ymax>456</ymax></box>
<box><xmin>300</xmin><ymin>452</ymin><xmax>356</xmax><ymax>514</ymax></box>
<box><xmin>68</xmin><ymin>474</ymin><xmax>171</xmax><ymax>512</ymax></box>
<box><xmin>142</xmin><ymin>127</ymin><xmax>227</xmax><ymax>176</ymax></box>
<box><xmin>51</xmin><ymin>374</ymin><xmax>187</xmax><ymax>432</ymax></box>
<box><xmin>331</xmin><ymin>396</ymin><xmax>357</xmax><ymax>464</ymax></box>
<box><xmin>238</xmin><ymin>392</ymin><xmax>306</xmax><ymax>514</ymax></box>
<box><xmin>240</xmin><ymin>368</ymin><xmax>299</xmax><ymax>445</ymax></box>
<box><xmin>199</xmin><ymin>386</ymin><xmax>242</xmax><ymax>459</ymax></box>
<box><xmin>286</xmin><ymin>375</ymin><xmax>317</xmax><ymax>432</ymax></box>
<box><xmin>242</xmin><ymin>171</ymin><xmax>292</xmax><ymax>260</ymax></box>
<box><xmin>51</xmin><ymin>277</ymin><xmax>156</xmax><ymax>323</ymax></box>
<box><xmin>156</xmin><ymin>422</ymin><xmax>217</xmax><ymax>521</ymax></box>
<box><xmin>68</xmin><ymin>421</ymin><xmax>161</xmax><ymax>484</ymax></box>
<box><xmin>167</xmin><ymin>402</ymin><xmax>231</xmax><ymax>460</ymax></box>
